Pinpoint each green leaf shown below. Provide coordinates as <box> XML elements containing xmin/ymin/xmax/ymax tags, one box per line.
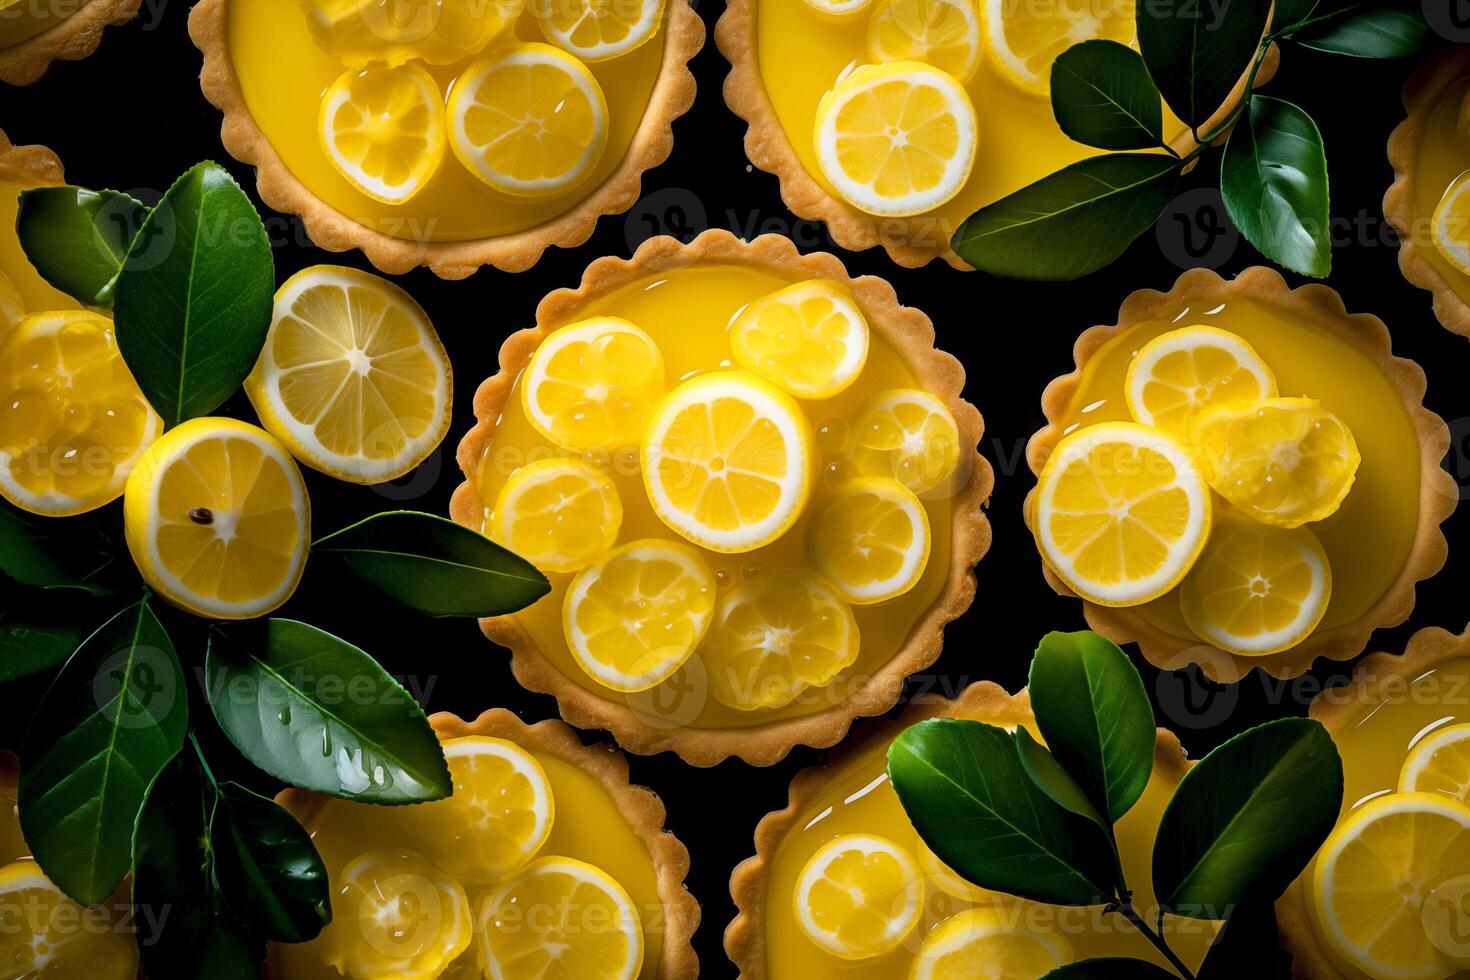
<box><xmin>1051</xmin><ymin>40</ymin><xmax>1164</xmax><ymax>150</ymax></box>
<box><xmin>0</xmin><ymin>502</ymin><xmax>114</xmax><ymax>595</ymax></box>
<box><xmin>112</xmin><ymin>162</ymin><xmax>274</xmax><ymax>428</ymax></box>
<box><xmin>1044</xmin><ymin>960</ymin><xmax>1179</xmax><ymax>979</ymax></box>
<box><xmin>133</xmin><ymin>757</ymin><xmax>264</xmax><ymax>980</ymax></box>
<box><xmin>1029</xmin><ymin>631</ymin><xmax>1155</xmax><ymax>823</ymax></box>
<box><xmin>0</xmin><ymin>603</ymin><xmax>83</xmax><ymax>682</ymax></box>
<box><xmin>1153</xmin><ymin>718</ymin><xmax>1343</xmax><ymax>918</ymax></box>
<box><xmin>1270</xmin><ymin>0</ymin><xmax>1321</xmax><ymax>28</ymax></box>
<box><xmin>952</xmin><ymin>154</ymin><xmax>1179</xmax><ymax>280</ymax></box>
<box><xmin>1199</xmin><ymin>901</ymin><xmax>1293</xmax><ymax>979</ymax></box>
<box><xmin>206</xmin><ymin>618</ymin><xmax>450</xmax><ymax>804</ymax></box>
<box><xmin>1220</xmin><ymin>96</ymin><xmax>1332</xmax><ymax>277</ymax></box>
<box><xmin>1292</xmin><ymin>4</ymin><xmax>1432</xmax><ymax>58</ymax></box>
<box><xmin>15</xmin><ymin>186</ymin><xmax>148</xmax><ymax>306</ymax></box>
<box><xmin>887</xmin><ymin>719</ymin><xmax>1119</xmax><ymax>906</ymax></box>
<box><xmin>209</xmin><ymin>780</ymin><xmax>331</xmax><ymax>942</ymax></box>
<box><xmin>1014</xmin><ymin>728</ymin><xmax>1107</xmax><ymax>829</ymax></box>
<box><xmin>311</xmin><ymin>511</ymin><xmax>550</xmax><ymax>617</ymax></box>
<box><xmin>19</xmin><ymin>598</ymin><xmax>188</xmax><ymax>904</ymax></box>
<box><xmin>1135</xmin><ymin>0</ymin><xmax>1272</xmax><ymax>128</ymax></box>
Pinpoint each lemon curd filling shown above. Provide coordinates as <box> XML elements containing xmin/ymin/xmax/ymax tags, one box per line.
<box><xmin>0</xmin><ymin>180</ymin><xmax>78</xmax><ymax>313</ymax></box>
<box><xmin>1413</xmin><ymin>77</ymin><xmax>1470</xmax><ymax>303</ymax></box>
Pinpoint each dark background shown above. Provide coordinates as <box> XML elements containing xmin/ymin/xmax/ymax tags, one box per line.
<box><xmin>4</xmin><ymin>4</ymin><xmax>1470</xmax><ymax>975</ymax></box>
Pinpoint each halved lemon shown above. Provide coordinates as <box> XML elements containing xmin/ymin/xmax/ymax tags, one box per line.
<box><xmin>983</xmin><ymin>0</ymin><xmax>1137</xmax><ymax>96</ymax></box>
<box><xmin>814</xmin><ymin>61</ymin><xmax>978</xmax><ymax>217</ymax></box>
<box><xmin>919</xmin><ymin>840</ymin><xmax>997</xmax><ymax>905</ymax></box>
<box><xmin>729</xmin><ymin>279</ymin><xmax>871</xmax><ymax>399</ymax></box>
<box><xmin>1189</xmin><ymin>397</ymin><xmax>1360</xmax><ymax>528</ymax></box>
<box><xmin>910</xmin><ymin>906</ymin><xmax>1072</xmax><ymax>979</ymax></box>
<box><xmin>319</xmin><ymin>64</ymin><xmax>447</xmax><ymax>205</ymax></box>
<box><xmin>794</xmin><ymin>834</ymin><xmax>924</xmax><ymax>960</ymax></box>
<box><xmin>868</xmin><ymin>0</ymin><xmax>983</xmax><ymax>82</ymax></box>
<box><xmin>642</xmin><ymin>371</ymin><xmax>814</xmax><ymax>553</ymax></box>
<box><xmin>448</xmin><ymin>43</ymin><xmax>609</xmax><ymax>198</ymax></box>
<box><xmin>1179</xmin><ymin>518</ymin><xmax>1330</xmax><ymax>656</ymax></box>
<box><xmin>1313</xmin><ymin>793</ymin><xmax>1470</xmax><ymax>980</ymax></box>
<box><xmin>563</xmin><ymin>539</ymin><xmax>716</xmax><ymax>692</ymax></box>
<box><xmin>300</xmin><ymin>0</ymin><xmax>524</xmax><ymax>67</ymax></box>
<box><xmin>398</xmin><ymin>736</ymin><xmax>554</xmax><ymax>883</ymax></box>
<box><xmin>521</xmin><ymin>317</ymin><xmax>666</xmax><ymax>454</ymax></box>
<box><xmin>531</xmin><ymin>0</ymin><xmax>666</xmax><ymax>61</ymax></box>
<box><xmin>245</xmin><ymin>265</ymin><xmax>452</xmax><ymax>485</ymax></box>
<box><xmin>846</xmin><ymin>388</ymin><xmax>961</xmax><ymax>495</ymax></box>
<box><xmin>0</xmin><ymin>311</ymin><xmax>162</xmax><ymax>516</ymax></box>
<box><xmin>1432</xmin><ymin>170</ymin><xmax>1470</xmax><ymax>277</ymax></box>
<box><xmin>0</xmin><ymin>270</ymin><xmax>22</xmax><ymax>334</ymax></box>
<box><xmin>123</xmin><ymin>418</ymin><xmax>310</xmax><ymax>620</ymax></box>
<box><xmin>478</xmin><ymin>856</ymin><xmax>643</xmax><ymax>980</ymax></box>
<box><xmin>1124</xmin><ymin>326</ymin><xmax>1278</xmax><ymax>438</ymax></box>
<box><xmin>1032</xmin><ymin>421</ymin><xmax>1212</xmax><ymax>607</ymax></box>
<box><xmin>489</xmin><ymin>457</ymin><xmax>623</xmax><ymax>574</ymax></box>
<box><xmin>808</xmin><ymin>477</ymin><xmax>931</xmax><ymax>604</ymax></box>
<box><xmin>324</xmin><ymin>849</ymin><xmax>472</xmax><ymax>980</ymax></box>
<box><xmin>0</xmin><ymin>859</ymin><xmax>138</xmax><ymax>980</ymax></box>
<box><xmin>702</xmin><ymin>568</ymin><xmax>859</xmax><ymax>710</ymax></box>
<box><xmin>1401</xmin><ymin>723</ymin><xmax>1470</xmax><ymax>804</ymax></box>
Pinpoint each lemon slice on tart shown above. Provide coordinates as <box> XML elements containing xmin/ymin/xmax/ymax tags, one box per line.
<box><xmin>801</xmin><ymin>0</ymin><xmax>875</xmax><ymax>18</ymax></box>
<box><xmin>1400</xmin><ymin>723</ymin><xmax>1470</xmax><ymax>803</ymax></box>
<box><xmin>1124</xmin><ymin>325</ymin><xmax>1278</xmax><ymax>438</ymax></box>
<box><xmin>0</xmin><ymin>859</ymin><xmax>138</xmax><ymax>980</ymax></box>
<box><xmin>793</xmin><ymin>834</ymin><xmax>924</xmax><ymax>960</ymax></box>
<box><xmin>1432</xmin><ymin>169</ymin><xmax>1470</xmax><ymax>277</ymax></box>
<box><xmin>521</xmin><ymin>317</ymin><xmax>666</xmax><ymax>454</ymax></box>
<box><xmin>729</xmin><ymin>279</ymin><xmax>871</xmax><ymax>399</ymax></box>
<box><xmin>846</xmin><ymin>388</ymin><xmax>961</xmax><ymax>494</ymax></box>
<box><xmin>320</xmin><ymin>64</ymin><xmax>446</xmax><ymax>206</ymax></box>
<box><xmin>300</xmin><ymin>0</ymin><xmax>523</xmax><ymax>67</ymax></box>
<box><xmin>490</xmin><ymin>457</ymin><xmax>623</xmax><ymax>574</ymax></box>
<box><xmin>808</xmin><ymin>477</ymin><xmax>931</xmax><ymax>604</ymax></box>
<box><xmin>867</xmin><ymin>0</ymin><xmax>983</xmax><ymax>82</ymax></box>
<box><xmin>983</xmin><ymin>0</ymin><xmax>1137</xmax><ymax>96</ymax></box>
<box><xmin>532</xmin><ymin>0</ymin><xmax>667</xmax><ymax>61</ymax></box>
<box><xmin>324</xmin><ymin>849</ymin><xmax>473</xmax><ymax>980</ymax></box>
<box><xmin>910</xmin><ymin>906</ymin><xmax>1072</xmax><ymax>979</ymax></box>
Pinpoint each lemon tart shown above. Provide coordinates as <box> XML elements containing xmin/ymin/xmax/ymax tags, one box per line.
<box><xmin>1026</xmin><ymin>266</ymin><xmax>1454</xmax><ymax>683</ymax></box>
<box><xmin>188</xmin><ymin>0</ymin><xmax>703</xmax><ymax>277</ymax></box>
<box><xmin>270</xmin><ymin>709</ymin><xmax>699</xmax><ymax>979</ymax></box>
<box><xmin>451</xmin><ymin>230</ymin><xmax>992</xmax><ymax>765</ymax></box>
<box><xmin>726</xmin><ymin>682</ymin><xmax>1223</xmax><ymax>976</ymax></box>
<box><xmin>0</xmin><ymin>129</ymin><xmax>79</xmax><ymax>315</ymax></box>
<box><xmin>0</xmin><ymin>0</ymin><xmax>140</xmax><ymax>85</ymax></box>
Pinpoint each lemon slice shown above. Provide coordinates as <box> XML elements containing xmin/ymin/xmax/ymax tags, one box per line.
<box><xmin>448</xmin><ymin>43</ymin><xmax>609</xmax><ymax>198</ymax></box>
<box><xmin>398</xmin><ymin>736</ymin><xmax>554</xmax><ymax>882</ymax></box>
<box><xmin>794</xmin><ymin>834</ymin><xmax>924</xmax><ymax>960</ymax></box>
<box><xmin>910</xmin><ymin>906</ymin><xmax>1072</xmax><ymax>979</ymax></box>
<box><xmin>808</xmin><ymin>477</ymin><xmax>931</xmax><ymax>604</ymax></box>
<box><xmin>324</xmin><ymin>849</ymin><xmax>472</xmax><ymax>980</ymax></box>
<box><xmin>0</xmin><ymin>270</ymin><xmax>22</xmax><ymax>334</ymax></box>
<box><xmin>729</xmin><ymin>279</ymin><xmax>871</xmax><ymax>399</ymax></box>
<box><xmin>983</xmin><ymin>0</ymin><xmax>1137</xmax><ymax>96</ymax></box>
<box><xmin>1401</xmin><ymin>723</ymin><xmax>1470</xmax><ymax>803</ymax></box>
<box><xmin>563</xmin><ymin>539</ymin><xmax>716</xmax><ymax>692</ymax></box>
<box><xmin>246</xmin><ymin>265</ymin><xmax>451</xmax><ymax>485</ymax></box>
<box><xmin>0</xmin><ymin>859</ymin><xmax>138</xmax><ymax>980</ymax></box>
<box><xmin>1124</xmin><ymin>326</ymin><xmax>1278</xmax><ymax>438</ymax></box>
<box><xmin>1033</xmin><ymin>421</ymin><xmax>1212</xmax><ymax>607</ymax></box>
<box><xmin>642</xmin><ymin>371</ymin><xmax>815</xmax><ymax>553</ymax></box>
<box><xmin>846</xmin><ymin>388</ymin><xmax>962</xmax><ymax>495</ymax></box>
<box><xmin>1179</xmin><ymin>518</ymin><xmax>1330</xmax><ymax>656</ymax></box>
<box><xmin>0</xmin><ymin>311</ymin><xmax>162</xmax><ymax>516</ymax></box>
<box><xmin>319</xmin><ymin>64</ymin><xmax>446</xmax><ymax>205</ymax></box>
<box><xmin>918</xmin><ymin>840</ymin><xmax>996</xmax><ymax>905</ymax></box>
<box><xmin>1189</xmin><ymin>397</ymin><xmax>1360</xmax><ymax>528</ymax></box>
<box><xmin>802</xmin><ymin>0</ymin><xmax>874</xmax><ymax>18</ymax></box>
<box><xmin>814</xmin><ymin>61</ymin><xmax>978</xmax><ymax>217</ymax></box>
<box><xmin>490</xmin><ymin>457</ymin><xmax>622</xmax><ymax>574</ymax></box>
<box><xmin>868</xmin><ymin>0</ymin><xmax>982</xmax><ymax>82</ymax></box>
<box><xmin>299</xmin><ymin>0</ymin><xmax>524</xmax><ymax>67</ymax></box>
<box><xmin>522</xmin><ymin>317</ymin><xmax>666</xmax><ymax>454</ymax></box>
<box><xmin>703</xmin><ymin>568</ymin><xmax>859</xmax><ymax>710</ymax></box>
<box><xmin>478</xmin><ymin>856</ymin><xmax>644</xmax><ymax>980</ymax></box>
<box><xmin>1313</xmin><ymin>793</ymin><xmax>1470</xmax><ymax>980</ymax></box>
<box><xmin>531</xmin><ymin>0</ymin><xmax>666</xmax><ymax>61</ymax></box>
<box><xmin>123</xmin><ymin>418</ymin><xmax>310</xmax><ymax>620</ymax></box>
<box><xmin>1432</xmin><ymin>170</ymin><xmax>1470</xmax><ymax>277</ymax></box>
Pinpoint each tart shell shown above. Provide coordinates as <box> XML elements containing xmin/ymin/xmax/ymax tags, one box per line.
<box><xmin>0</xmin><ymin>127</ymin><xmax>65</xmax><ymax>187</ymax></box>
<box><xmin>1025</xmin><ymin>265</ymin><xmax>1455</xmax><ymax>684</ymax></box>
<box><xmin>187</xmin><ymin>0</ymin><xmax>704</xmax><ymax>279</ymax></box>
<box><xmin>0</xmin><ymin>0</ymin><xmax>140</xmax><ymax>86</ymax></box>
<box><xmin>450</xmin><ymin>229</ymin><xmax>994</xmax><ymax>767</ymax></box>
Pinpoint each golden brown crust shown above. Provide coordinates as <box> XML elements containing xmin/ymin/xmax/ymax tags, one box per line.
<box><xmin>1023</xmin><ymin>265</ymin><xmax>1456</xmax><ymax>684</ymax></box>
<box><xmin>0</xmin><ymin>0</ymin><xmax>140</xmax><ymax>86</ymax></box>
<box><xmin>1384</xmin><ymin>44</ymin><xmax>1470</xmax><ymax>338</ymax></box>
<box><xmin>450</xmin><ymin>229</ymin><xmax>994</xmax><ymax>766</ymax></box>
<box><xmin>724</xmin><ymin>682</ymin><xmax>1192</xmax><ymax>976</ymax></box>
<box><xmin>187</xmin><ymin>0</ymin><xmax>704</xmax><ymax>279</ymax></box>
<box><xmin>0</xmin><ymin>127</ymin><xmax>65</xmax><ymax>187</ymax></box>
<box><xmin>274</xmin><ymin>709</ymin><xmax>700</xmax><ymax>980</ymax></box>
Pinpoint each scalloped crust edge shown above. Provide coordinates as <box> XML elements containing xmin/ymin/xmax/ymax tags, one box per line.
<box><xmin>272</xmin><ymin>708</ymin><xmax>701</xmax><ymax>980</ymax></box>
<box><xmin>449</xmin><ymin>228</ymin><xmax>994</xmax><ymax>767</ymax></box>
<box><xmin>1023</xmin><ymin>265</ymin><xmax>1456</xmax><ymax>684</ymax></box>
<box><xmin>723</xmin><ymin>681</ymin><xmax>1192</xmax><ymax>976</ymax></box>
<box><xmin>1384</xmin><ymin>44</ymin><xmax>1470</xmax><ymax>339</ymax></box>
<box><xmin>0</xmin><ymin>0</ymin><xmax>140</xmax><ymax>86</ymax></box>
<box><xmin>0</xmin><ymin>127</ymin><xmax>65</xmax><ymax>187</ymax></box>
<box><xmin>187</xmin><ymin>0</ymin><xmax>704</xmax><ymax>279</ymax></box>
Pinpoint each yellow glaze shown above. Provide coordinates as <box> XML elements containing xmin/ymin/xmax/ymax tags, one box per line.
<box><xmin>469</xmin><ymin>262</ymin><xmax>954</xmax><ymax>728</ymax></box>
<box><xmin>0</xmin><ymin>0</ymin><xmax>75</xmax><ymax>50</ymax></box>
<box><xmin>0</xmin><ymin>180</ymin><xmax>78</xmax><ymax>313</ymax></box>
<box><xmin>226</xmin><ymin>0</ymin><xmax>666</xmax><ymax>241</ymax></box>
<box><xmin>1411</xmin><ymin>76</ymin><xmax>1470</xmax><ymax>305</ymax></box>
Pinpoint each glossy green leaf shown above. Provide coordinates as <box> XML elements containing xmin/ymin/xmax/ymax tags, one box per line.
<box><xmin>1153</xmin><ymin>718</ymin><xmax>1343</xmax><ymax>918</ymax></box>
<box><xmin>16</xmin><ymin>186</ymin><xmax>148</xmax><ymax>306</ymax></box>
<box><xmin>952</xmin><ymin>154</ymin><xmax>1179</xmax><ymax>280</ymax></box>
<box><xmin>311</xmin><ymin>511</ymin><xmax>550</xmax><ymax>617</ymax></box>
<box><xmin>0</xmin><ymin>502</ymin><xmax>114</xmax><ymax>595</ymax></box>
<box><xmin>1029</xmin><ymin>631</ymin><xmax>1155</xmax><ymax>823</ymax></box>
<box><xmin>0</xmin><ymin>603</ymin><xmax>82</xmax><ymax>682</ymax></box>
<box><xmin>1051</xmin><ymin>40</ymin><xmax>1164</xmax><ymax>150</ymax></box>
<box><xmin>1292</xmin><ymin>4</ymin><xmax>1432</xmax><ymax>58</ymax></box>
<box><xmin>1221</xmin><ymin>96</ymin><xmax>1332</xmax><ymax>277</ymax></box>
<box><xmin>1199</xmin><ymin>901</ymin><xmax>1293</xmax><ymax>979</ymax></box>
<box><xmin>206</xmin><ymin>619</ymin><xmax>450</xmax><ymax>804</ymax></box>
<box><xmin>888</xmin><ymin>719</ymin><xmax>1119</xmax><ymax>906</ymax></box>
<box><xmin>19</xmin><ymin>598</ymin><xmax>188</xmax><ymax>904</ymax></box>
<box><xmin>1270</xmin><ymin>0</ymin><xmax>1321</xmax><ymax>28</ymax></box>
<box><xmin>112</xmin><ymin>162</ymin><xmax>274</xmax><ymax>427</ymax></box>
<box><xmin>210</xmin><ymin>780</ymin><xmax>331</xmax><ymax>942</ymax></box>
<box><xmin>1014</xmin><ymin>728</ymin><xmax>1107</xmax><ymax>829</ymax></box>
<box><xmin>1044</xmin><ymin>960</ymin><xmax>1179</xmax><ymax>979</ymax></box>
<box><xmin>1136</xmin><ymin>0</ymin><xmax>1272</xmax><ymax>129</ymax></box>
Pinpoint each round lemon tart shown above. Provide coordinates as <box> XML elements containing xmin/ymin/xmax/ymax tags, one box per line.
<box><xmin>0</xmin><ymin>128</ymin><xmax>81</xmax><ymax>314</ymax></box>
<box><xmin>0</xmin><ymin>0</ymin><xmax>140</xmax><ymax>85</ymax></box>
<box><xmin>451</xmin><ymin>230</ymin><xmax>992</xmax><ymax>766</ymax></box>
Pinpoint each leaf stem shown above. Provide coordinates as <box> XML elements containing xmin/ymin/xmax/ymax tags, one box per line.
<box><xmin>189</xmin><ymin>730</ymin><xmax>220</xmax><ymax>790</ymax></box>
<box><xmin>1182</xmin><ymin>40</ymin><xmax>1274</xmax><ymax>164</ymax></box>
<box><xmin>1116</xmin><ymin>901</ymin><xmax>1197</xmax><ymax>980</ymax></box>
